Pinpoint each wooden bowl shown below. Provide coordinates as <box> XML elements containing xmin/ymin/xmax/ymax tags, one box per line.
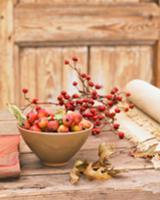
<box><xmin>18</xmin><ymin>123</ymin><xmax>93</xmax><ymax>167</ymax></box>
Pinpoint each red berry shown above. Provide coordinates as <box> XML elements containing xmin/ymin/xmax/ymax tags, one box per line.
<box><xmin>95</xmin><ymin>84</ymin><xmax>102</xmax><ymax>89</ymax></box>
<box><xmin>80</xmin><ymin>73</ymin><xmax>87</xmax><ymax>79</ymax></box>
<box><xmin>35</xmin><ymin>105</ymin><xmax>41</xmax><ymax>112</ymax></box>
<box><xmin>126</xmin><ymin>92</ymin><xmax>131</xmax><ymax>97</ymax></box>
<box><xmin>92</xmin><ymin>90</ymin><xmax>97</xmax><ymax>96</ymax></box>
<box><xmin>22</xmin><ymin>88</ymin><xmax>28</xmax><ymax>94</ymax></box>
<box><xmin>64</xmin><ymin>94</ymin><xmax>70</xmax><ymax>99</ymax></box>
<box><xmin>90</xmin><ymin>108</ymin><xmax>97</xmax><ymax>114</ymax></box>
<box><xmin>124</xmin><ymin>108</ymin><xmax>129</xmax><ymax>112</ymax></box>
<box><xmin>72</xmin><ymin>56</ymin><xmax>78</xmax><ymax>62</ymax></box>
<box><xmin>59</xmin><ymin>101</ymin><xmax>64</xmax><ymax>106</ymax></box>
<box><xmin>115</xmin><ymin>107</ymin><xmax>121</xmax><ymax>113</ymax></box>
<box><xmin>129</xmin><ymin>104</ymin><xmax>134</xmax><ymax>109</ymax></box>
<box><xmin>98</xmin><ymin>105</ymin><xmax>106</xmax><ymax>112</ymax></box>
<box><xmin>32</xmin><ymin>98</ymin><xmax>38</xmax><ymax>104</ymax></box>
<box><xmin>106</xmin><ymin>94</ymin><xmax>113</xmax><ymax>100</ymax></box>
<box><xmin>92</xmin><ymin>128</ymin><xmax>100</xmax><ymax>135</ymax></box>
<box><xmin>117</xmin><ymin>96</ymin><xmax>122</xmax><ymax>101</ymax></box>
<box><xmin>109</xmin><ymin>112</ymin><xmax>115</xmax><ymax>118</ymax></box>
<box><xmin>88</xmin><ymin>81</ymin><xmax>94</xmax><ymax>87</ymax></box>
<box><xmin>27</xmin><ymin>112</ymin><xmax>38</xmax><ymax>124</ymax></box>
<box><xmin>72</xmin><ymin>94</ymin><xmax>79</xmax><ymax>99</ymax></box>
<box><xmin>118</xmin><ymin>131</ymin><xmax>125</xmax><ymax>139</ymax></box>
<box><xmin>61</xmin><ymin>91</ymin><xmax>67</xmax><ymax>96</ymax></box>
<box><xmin>86</xmin><ymin>75</ymin><xmax>91</xmax><ymax>81</ymax></box>
<box><xmin>113</xmin><ymin>123</ymin><xmax>120</xmax><ymax>129</ymax></box>
<box><xmin>57</xmin><ymin>95</ymin><xmax>63</xmax><ymax>101</ymax></box>
<box><xmin>64</xmin><ymin>60</ymin><xmax>69</xmax><ymax>65</ymax></box>
<box><xmin>73</xmin><ymin>81</ymin><xmax>78</xmax><ymax>86</ymax></box>
<box><xmin>94</xmin><ymin>121</ymin><xmax>101</xmax><ymax>126</ymax></box>
<box><xmin>108</xmin><ymin>101</ymin><xmax>113</xmax><ymax>107</ymax></box>
<box><xmin>98</xmin><ymin>115</ymin><xmax>104</xmax><ymax>120</ymax></box>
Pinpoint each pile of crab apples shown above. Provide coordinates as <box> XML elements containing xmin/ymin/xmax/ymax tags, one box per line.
<box><xmin>22</xmin><ymin>106</ymin><xmax>91</xmax><ymax>133</ymax></box>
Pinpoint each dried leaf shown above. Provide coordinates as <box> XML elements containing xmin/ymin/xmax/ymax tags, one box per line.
<box><xmin>84</xmin><ymin>163</ymin><xmax>111</xmax><ymax>181</ymax></box>
<box><xmin>131</xmin><ymin>143</ymin><xmax>158</xmax><ymax>159</ymax></box>
<box><xmin>70</xmin><ymin>160</ymin><xmax>88</xmax><ymax>184</ymax></box>
<box><xmin>98</xmin><ymin>143</ymin><xmax>114</xmax><ymax>165</ymax></box>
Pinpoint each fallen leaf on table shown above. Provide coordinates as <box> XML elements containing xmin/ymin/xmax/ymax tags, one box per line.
<box><xmin>70</xmin><ymin>143</ymin><xmax>121</xmax><ymax>184</ymax></box>
<box><xmin>130</xmin><ymin>143</ymin><xmax>158</xmax><ymax>159</ymax></box>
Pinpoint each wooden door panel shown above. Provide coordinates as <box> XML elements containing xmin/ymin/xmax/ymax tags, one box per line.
<box><xmin>90</xmin><ymin>46</ymin><xmax>153</xmax><ymax>92</ymax></box>
<box><xmin>18</xmin><ymin>47</ymin><xmax>88</xmax><ymax>106</ymax></box>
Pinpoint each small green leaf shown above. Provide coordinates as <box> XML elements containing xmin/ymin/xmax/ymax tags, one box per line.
<box><xmin>54</xmin><ymin>109</ymin><xmax>66</xmax><ymax>120</ymax></box>
<box><xmin>8</xmin><ymin>104</ymin><xmax>26</xmax><ymax>126</ymax></box>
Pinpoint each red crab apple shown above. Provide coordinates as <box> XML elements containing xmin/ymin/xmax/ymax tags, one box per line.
<box><xmin>47</xmin><ymin>120</ymin><xmax>59</xmax><ymax>132</ymax></box>
<box><xmin>30</xmin><ymin>125</ymin><xmax>41</xmax><ymax>132</ymax></box>
<box><xmin>37</xmin><ymin>109</ymin><xmax>48</xmax><ymax>118</ymax></box>
<box><xmin>23</xmin><ymin>120</ymin><xmax>31</xmax><ymax>129</ymax></box>
<box><xmin>38</xmin><ymin>118</ymin><xmax>48</xmax><ymax>129</ymax></box>
<box><xmin>58</xmin><ymin>125</ymin><xmax>69</xmax><ymax>132</ymax></box>
<box><xmin>62</xmin><ymin>113</ymin><xmax>74</xmax><ymax>126</ymax></box>
<box><xmin>27</xmin><ymin>112</ymin><xmax>38</xmax><ymax>124</ymax></box>
<box><xmin>79</xmin><ymin>119</ymin><xmax>91</xmax><ymax>129</ymax></box>
<box><xmin>73</xmin><ymin>112</ymin><xmax>83</xmax><ymax>125</ymax></box>
<box><xmin>70</xmin><ymin>124</ymin><xmax>82</xmax><ymax>132</ymax></box>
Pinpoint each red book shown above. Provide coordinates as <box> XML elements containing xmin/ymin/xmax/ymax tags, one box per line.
<box><xmin>0</xmin><ymin>135</ymin><xmax>20</xmax><ymax>179</ymax></box>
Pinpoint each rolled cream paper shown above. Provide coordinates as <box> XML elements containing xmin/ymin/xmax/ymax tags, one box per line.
<box><xmin>126</xmin><ymin>80</ymin><xmax>160</xmax><ymax>123</ymax></box>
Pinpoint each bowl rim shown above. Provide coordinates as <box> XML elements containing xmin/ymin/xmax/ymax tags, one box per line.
<box><xmin>18</xmin><ymin>121</ymin><xmax>93</xmax><ymax>136</ymax></box>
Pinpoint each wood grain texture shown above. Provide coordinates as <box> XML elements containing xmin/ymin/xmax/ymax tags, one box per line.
<box><xmin>19</xmin><ymin>48</ymin><xmax>36</xmax><ymax>106</ymax></box>
<box><xmin>19</xmin><ymin>0</ymin><xmax>158</xmax><ymax>5</ymax></box>
<box><xmin>0</xmin><ymin>0</ymin><xmax>14</xmax><ymax>109</ymax></box>
<box><xmin>90</xmin><ymin>46</ymin><xmax>153</xmax><ymax>92</ymax></box>
<box><xmin>62</xmin><ymin>47</ymin><xmax>88</xmax><ymax>95</ymax></box>
<box><xmin>155</xmin><ymin>41</ymin><xmax>160</xmax><ymax>87</ymax></box>
<box><xmin>36</xmin><ymin>48</ymin><xmax>62</xmax><ymax>102</ymax></box>
<box><xmin>14</xmin><ymin>4</ymin><xmax>160</xmax><ymax>44</ymax></box>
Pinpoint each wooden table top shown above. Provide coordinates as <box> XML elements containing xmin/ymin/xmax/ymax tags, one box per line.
<box><xmin>0</xmin><ymin>110</ymin><xmax>160</xmax><ymax>200</ymax></box>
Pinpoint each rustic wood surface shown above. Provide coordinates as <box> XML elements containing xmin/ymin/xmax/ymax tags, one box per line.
<box><xmin>0</xmin><ymin>111</ymin><xmax>160</xmax><ymax>200</ymax></box>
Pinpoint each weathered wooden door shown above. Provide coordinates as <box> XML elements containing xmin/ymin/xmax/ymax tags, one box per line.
<box><xmin>0</xmin><ymin>0</ymin><xmax>160</xmax><ymax>109</ymax></box>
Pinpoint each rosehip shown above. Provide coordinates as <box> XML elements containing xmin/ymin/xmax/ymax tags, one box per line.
<box><xmin>72</xmin><ymin>56</ymin><xmax>78</xmax><ymax>62</ymax></box>
<box><xmin>95</xmin><ymin>84</ymin><xmax>102</xmax><ymax>89</ymax></box>
<box><xmin>64</xmin><ymin>60</ymin><xmax>69</xmax><ymax>65</ymax></box>
<box><xmin>113</xmin><ymin>123</ymin><xmax>120</xmax><ymax>129</ymax></box>
<box><xmin>73</xmin><ymin>81</ymin><xmax>78</xmax><ymax>86</ymax></box>
<box><xmin>22</xmin><ymin>88</ymin><xmax>28</xmax><ymax>94</ymax></box>
<box><xmin>118</xmin><ymin>131</ymin><xmax>125</xmax><ymax>139</ymax></box>
<box><xmin>98</xmin><ymin>105</ymin><xmax>106</xmax><ymax>112</ymax></box>
<box><xmin>115</xmin><ymin>107</ymin><xmax>121</xmax><ymax>113</ymax></box>
<box><xmin>88</xmin><ymin>81</ymin><xmax>94</xmax><ymax>87</ymax></box>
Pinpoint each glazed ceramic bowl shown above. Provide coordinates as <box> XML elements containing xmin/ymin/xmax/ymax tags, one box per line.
<box><xmin>18</xmin><ymin>123</ymin><xmax>93</xmax><ymax>167</ymax></box>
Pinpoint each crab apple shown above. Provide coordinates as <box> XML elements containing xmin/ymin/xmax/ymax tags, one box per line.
<box><xmin>79</xmin><ymin>119</ymin><xmax>91</xmax><ymax>129</ymax></box>
<box><xmin>58</xmin><ymin>125</ymin><xmax>69</xmax><ymax>132</ymax></box>
<box><xmin>118</xmin><ymin>131</ymin><xmax>125</xmax><ymax>139</ymax></box>
<box><xmin>38</xmin><ymin>118</ymin><xmax>48</xmax><ymax>129</ymax></box>
<box><xmin>47</xmin><ymin>120</ymin><xmax>59</xmax><ymax>132</ymax></box>
<box><xmin>62</xmin><ymin>114</ymin><xmax>74</xmax><ymax>127</ymax></box>
<box><xmin>70</xmin><ymin>124</ymin><xmax>82</xmax><ymax>132</ymax></box>
<box><xmin>30</xmin><ymin>125</ymin><xmax>41</xmax><ymax>132</ymax></box>
<box><xmin>38</xmin><ymin>109</ymin><xmax>48</xmax><ymax>118</ymax></box>
<box><xmin>23</xmin><ymin>120</ymin><xmax>31</xmax><ymax>129</ymax></box>
<box><xmin>73</xmin><ymin>112</ymin><xmax>83</xmax><ymax>124</ymax></box>
<box><xmin>27</xmin><ymin>112</ymin><xmax>38</xmax><ymax>124</ymax></box>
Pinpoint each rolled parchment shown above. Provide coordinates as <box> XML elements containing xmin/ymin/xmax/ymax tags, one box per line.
<box><xmin>126</xmin><ymin>80</ymin><xmax>160</xmax><ymax>123</ymax></box>
<box><xmin>116</xmin><ymin>80</ymin><xmax>160</xmax><ymax>168</ymax></box>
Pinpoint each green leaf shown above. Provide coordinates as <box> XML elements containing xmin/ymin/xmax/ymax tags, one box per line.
<box><xmin>54</xmin><ymin>109</ymin><xmax>66</xmax><ymax>121</ymax></box>
<box><xmin>8</xmin><ymin>104</ymin><xmax>26</xmax><ymax>126</ymax></box>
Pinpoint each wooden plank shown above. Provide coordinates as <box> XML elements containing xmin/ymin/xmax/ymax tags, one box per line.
<box><xmin>19</xmin><ymin>0</ymin><xmax>157</xmax><ymax>5</ymax></box>
<box><xmin>20</xmin><ymin>148</ymin><xmax>153</xmax><ymax>176</ymax></box>
<box><xmin>154</xmin><ymin>41</ymin><xmax>160</xmax><ymax>87</ymax></box>
<box><xmin>19</xmin><ymin>48</ymin><xmax>36</xmax><ymax>106</ymax></box>
<box><xmin>62</xmin><ymin>47</ymin><xmax>88</xmax><ymax>95</ymax></box>
<box><xmin>0</xmin><ymin>170</ymin><xmax>160</xmax><ymax>199</ymax></box>
<box><xmin>36</xmin><ymin>48</ymin><xmax>62</xmax><ymax>102</ymax></box>
<box><xmin>0</xmin><ymin>0</ymin><xmax>14</xmax><ymax>110</ymax></box>
<box><xmin>14</xmin><ymin>4</ymin><xmax>160</xmax><ymax>44</ymax></box>
<box><xmin>90</xmin><ymin>46</ymin><xmax>153</xmax><ymax>92</ymax></box>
